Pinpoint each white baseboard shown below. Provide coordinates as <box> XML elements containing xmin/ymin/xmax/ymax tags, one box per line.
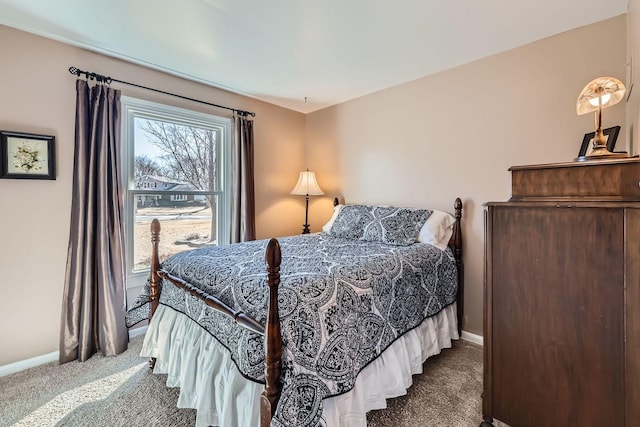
<box><xmin>129</xmin><ymin>325</ymin><xmax>147</xmax><ymax>338</ymax></box>
<box><xmin>0</xmin><ymin>327</ymin><xmax>148</xmax><ymax>378</ymax></box>
<box><xmin>0</xmin><ymin>351</ymin><xmax>59</xmax><ymax>378</ymax></box>
<box><xmin>460</xmin><ymin>330</ymin><xmax>483</xmax><ymax>346</ymax></box>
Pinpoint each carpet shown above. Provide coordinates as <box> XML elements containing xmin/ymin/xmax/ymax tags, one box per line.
<box><xmin>0</xmin><ymin>336</ymin><xmax>499</xmax><ymax>427</ymax></box>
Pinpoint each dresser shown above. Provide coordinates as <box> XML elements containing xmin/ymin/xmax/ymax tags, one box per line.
<box><xmin>482</xmin><ymin>158</ymin><xmax>640</xmax><ymax>427</ymax></box>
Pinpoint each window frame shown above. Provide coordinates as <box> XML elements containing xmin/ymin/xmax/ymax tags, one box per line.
<box><xmin>121</xmin><ymin>97</ymin><xmax>232</xmax><ymax>288</ymax></box>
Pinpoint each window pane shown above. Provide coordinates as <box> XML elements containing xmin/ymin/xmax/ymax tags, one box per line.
<box><xmin>133</xmin><ymin>193</ymin><xmax>218</xmax><ymax>272</ymax></box>
<box><xmin>134</xmin><ymin>117</ymin><xmax>218</xmax><ymax>191</ymax></box>
<box><xmin>122</xmin><ymin>97</ymin><xmax>232</xmax><ymax>284</ymax></box>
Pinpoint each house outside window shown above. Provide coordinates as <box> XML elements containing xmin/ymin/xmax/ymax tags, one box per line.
<box><xmin>121</xmin><ymin>97</ymin><xmax>231</xmax><ymax>287</ymax></box>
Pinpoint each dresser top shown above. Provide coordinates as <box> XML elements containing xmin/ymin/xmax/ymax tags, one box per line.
<box><xmin>508</xmin><ymin>156</ymin><xmax>639</xmax><ymax>172</ymax></box>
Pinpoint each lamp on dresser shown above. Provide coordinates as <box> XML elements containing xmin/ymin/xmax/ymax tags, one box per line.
<box><xmin>290</xmin><ymin>169</ymin><xmax>324</xmax><ymax>234</ymax></box>
<box><xmin>575</xmin><ymin>76</ymin><xmax>626</xmax><ymax>161</ymax></box>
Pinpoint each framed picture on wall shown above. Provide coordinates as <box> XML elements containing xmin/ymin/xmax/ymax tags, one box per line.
<box><xmin>577</xmin><ymin>125</ymin><xmax>621</xmax><ymax>157</ymax></box>
<box><xmin>0</xmin><ymin>130</ymin><xmax>56</xmax><ymax>180</ymax></box>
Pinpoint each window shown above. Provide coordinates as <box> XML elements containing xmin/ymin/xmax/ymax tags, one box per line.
<box><xmin>121</xmin><ymin>97</ymin><xmax>231</xmax><ymax>287</ymax></box>
<box><xmin>170</xmin><ymin>194</ymin><xmax>188</xmax><ymax>202</ymax></box>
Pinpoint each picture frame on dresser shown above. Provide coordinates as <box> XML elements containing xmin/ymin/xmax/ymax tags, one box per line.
<box><xmin>0</xmin><ymin>130</ymin><xmax>56</xmax><ymax>180</ymax></box>
<box><xmin>577</xmin><ymin>125</ymin><xmax>621</xmax><ymax>157</ymax></box>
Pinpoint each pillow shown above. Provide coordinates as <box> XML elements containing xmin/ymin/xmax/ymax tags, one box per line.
<box><xmin>417</xmin><ymin>209</ymin><xmax>456</xmax><ymax>251</ymax></box>
<box><xmin>322</xmin><ymin>204</ymin><xmax>343</xmax><ymax>233</ymax></box>
<box><xmin>328</xmin><ymin>204</ymin><xmax>432</xmax><ymax>246</ymax></box>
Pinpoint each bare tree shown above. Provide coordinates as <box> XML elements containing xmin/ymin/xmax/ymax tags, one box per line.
<box><xmin>139</xmin><ymin>120</ymin><xmax>217</xmax><ymax>241</ymax></box>
<box><xmin>134</xmin><ymin>155</ymin><xmax>165</xmax><ymax>178</ymax></box>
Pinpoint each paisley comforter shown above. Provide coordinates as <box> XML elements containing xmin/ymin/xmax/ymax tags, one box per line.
<box><xmin>127</xmin><ymin>232</ymin><xmax>458</xmax><ymax>427</ymax></box>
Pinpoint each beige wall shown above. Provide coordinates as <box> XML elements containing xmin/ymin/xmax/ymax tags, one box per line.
<box><xmin>305</xmin><ymin>15</ymin><xmax>627</xmax><ymax>336</ymax></box>
<box><xmin>0</xmin><ymin>14</ymin><xmax>630</xmax><ymax>366</ymax></box>
<box><xmin>0</xmin><ymin>24</ymin><xmax>306</xmax><ymax>366</ymax></box>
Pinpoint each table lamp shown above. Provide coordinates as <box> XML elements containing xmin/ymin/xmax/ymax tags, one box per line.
<box><xmin>290</xmin><ymin>169</ymin><xmax>324</xmax><ymax>234</ymax></box>
<box><xmin>576</xmin><ymin>76</ymin><xmax>626</xmax><ymax>160</ymax></box>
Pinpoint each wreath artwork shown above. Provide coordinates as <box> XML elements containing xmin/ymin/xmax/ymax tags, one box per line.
<box><xmin>13</xmin><ymin>142</ymin><xmax>44</xmax><ymax>173</ymax></box>
<box><xmin>0</xmin><ymin>130</ymin><xmax>55</xmax><ymax>180</ymax></box>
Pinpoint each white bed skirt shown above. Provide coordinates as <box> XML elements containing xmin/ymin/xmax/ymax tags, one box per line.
<box><xmin>140</xmin><ymin>303</ymin><xmax>459</xmax><ymax>427</ymax></box>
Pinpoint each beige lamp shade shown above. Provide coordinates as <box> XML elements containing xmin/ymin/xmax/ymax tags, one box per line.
<box><xmin>291</xmin><ymin>171</ymin><xmax>324</xmax><ymax>196</ymax></box>
<box><xmin>576</xmin><ymin>77</ymin><xmax>626</xmax><ymax>115</ymax></box>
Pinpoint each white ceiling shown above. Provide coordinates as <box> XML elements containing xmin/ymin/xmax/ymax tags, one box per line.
<box><xmin>0</xmin><ymin>0</ymin><xmax>629</xmax><ymax>114</ymax></box>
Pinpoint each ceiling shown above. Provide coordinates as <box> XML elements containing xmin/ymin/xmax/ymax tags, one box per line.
<box><xmin>0</xmin><ymin>0</ymin><xmax>629</xmax><ymax>114</ymax></box>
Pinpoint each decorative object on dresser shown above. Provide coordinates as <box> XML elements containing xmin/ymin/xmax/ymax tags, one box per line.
<box><xmin>575</xmin><ymin>76</ymin><xmax>626</xmax><ymax>161</ymax></box>
<box><xmin>578</xmin><ymin>125</ymin><xmax>620</xmax><ymax>158</ymax></box>
<box><xmin>290</xmin><ymin>168</ymin><xmax>324</xmax><ymax>233</ymax></box>
<box><xmin>0</xmin><ymin>130</ymin><xmax>56</xmax><ymax>180</ymax></box>
<box><xmin>481</xmin><ymin>158</ymin><xmax>640</xmax><ymax>427</ymax></box>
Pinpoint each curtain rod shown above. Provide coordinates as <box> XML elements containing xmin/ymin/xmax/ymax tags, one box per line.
<box><xmin>68</xmin><ymin>66</ymin><xmax>255</xmax><ymax>117</ymax></box>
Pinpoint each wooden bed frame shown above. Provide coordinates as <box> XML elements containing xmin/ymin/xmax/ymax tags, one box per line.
<box><xmin>147</xmin><ymin>197</ymin><xmax>463</xmax><ymax>427</ymax></box>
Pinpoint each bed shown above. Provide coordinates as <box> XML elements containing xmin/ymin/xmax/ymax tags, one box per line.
<box><xmin>126</xmin><ymin>198</ymin><xmax>463</xmax><ymax>427</ymax></box>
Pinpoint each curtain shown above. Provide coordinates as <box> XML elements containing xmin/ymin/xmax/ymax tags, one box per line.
<box><xmin>230</xmin><ymin>114</ymin><xmax>256</xmax><ymax>243</ymax></box>
<box><xmin>59</xmin><ymin>79</ymin><xmax>128</xmax><ymax>364</ymax></box>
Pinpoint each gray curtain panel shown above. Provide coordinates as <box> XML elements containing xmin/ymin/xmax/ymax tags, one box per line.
<box><xmin>60</xmin><ymin>79</ymin><xmax>128</xmax><ymax>364</ymax></box>
<box><xmin>230</xmin><ymin>114</ymin><xmax>256</xmax><ymax>243</ymax></box>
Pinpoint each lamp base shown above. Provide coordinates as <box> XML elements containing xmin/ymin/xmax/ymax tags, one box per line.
<box><xmin>301</xmin><ymin>224</ymin><xmax>310</xmax><ymax>234</ymax></box>
<box><xmin>575</xmin><ymin>148</ymin><xmax>629</xmax><ymax>162</ymax></box>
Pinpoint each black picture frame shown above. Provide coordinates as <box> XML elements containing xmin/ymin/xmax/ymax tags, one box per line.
<box><xmin>578</xmin><ymin>125</ymin><xmax>621</xmax><ymax>157</ymax></box>
<box><xmin>0</xmin><ymin>130</ymin><xmax>56</xmax><ymax>180</ymax></box>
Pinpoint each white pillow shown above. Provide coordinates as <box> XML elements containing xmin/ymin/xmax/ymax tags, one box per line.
<box><xmin>322</xmin><ymin>204</ymin><xmax>343</xmax><ymax>233</ymax></box>
<box><xmin>417</xmin><ymin>209</ymin><xmax>456</xmax><ymax>251</ymax></box>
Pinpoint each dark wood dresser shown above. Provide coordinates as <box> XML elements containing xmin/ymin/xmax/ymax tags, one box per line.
<box><xmin>481</xmin><ymin>158</ymin><xmax>640</xmax><ymax>427</ymax></box>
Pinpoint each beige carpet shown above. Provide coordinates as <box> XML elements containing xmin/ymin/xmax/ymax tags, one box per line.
<box><xmin>0</xmin><ymin>336</ymin><xmax>496</xmax><ymax>427</ymax></box>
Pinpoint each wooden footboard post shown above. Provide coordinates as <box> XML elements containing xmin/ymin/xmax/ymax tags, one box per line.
<box><xmin>453</xmin><ymin>198</ymin><xmax>464</xmax><ymax>336</ymax></box>
<box><xmin>148</xmin><ymin>219</ymin><xmax>161</xmax><ymax>369</ymax></box>
<box><xmin>261</xmin><ymin>238</ymin><xmax>282</xmax><ymax>427</ymax></box>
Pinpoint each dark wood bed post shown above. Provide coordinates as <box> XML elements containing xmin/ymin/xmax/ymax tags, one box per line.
<box><xmin>148</xmin><ymin>218</ymin><xmax>162</xmax><ymax>369</ymax></box>
<box><xmin>451</xmin><ymin>198</ymin><xmax>464</xmax><ymax>336</ymax></box>
<box><xmin>261</xmin><ymin>238</ymin><xmax>283</xmax><ymax>427</ymax></box>
<box><xmin>149</xmin><ymin>219</ymin><xmax>162</xmax><ymax>317</ymax></box>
